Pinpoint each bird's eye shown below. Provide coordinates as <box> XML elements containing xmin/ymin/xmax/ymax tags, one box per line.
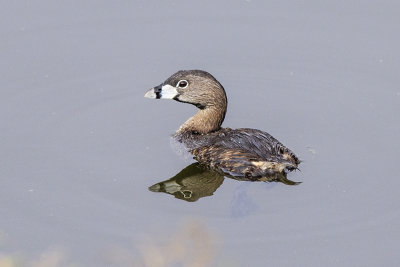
<box><xmin>177</xmin><ymin>80</ymin><xmax>188</xmax><ymax>88</ymax></box>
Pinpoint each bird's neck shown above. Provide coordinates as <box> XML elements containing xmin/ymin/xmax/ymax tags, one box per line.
<box><xmin>177</xmin><ymin>103</ymin><xmax>227</xmax><ymax>135</ymax></box>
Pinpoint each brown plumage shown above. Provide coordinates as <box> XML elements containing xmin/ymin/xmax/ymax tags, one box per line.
<box><xmin>145</xmin><ymin>70</ymin><xmax>300</xmax><ymax>179</ymax></box>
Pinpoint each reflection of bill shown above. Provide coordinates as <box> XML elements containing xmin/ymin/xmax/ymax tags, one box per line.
<box><xmin>149</xmin><ymin>163</ymin><xmax>300</xmax><ymax>202</ymax></box>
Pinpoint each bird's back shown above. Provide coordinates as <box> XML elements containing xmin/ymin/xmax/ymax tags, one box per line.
<box><xmin>174</xmin><ymin>128</ymin><xmax>300</xmax><ymax>178</ymax></box>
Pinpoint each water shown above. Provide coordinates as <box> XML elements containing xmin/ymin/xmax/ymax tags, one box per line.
<box><xmin>1</xmin><ymin>1</ymin><xmax>399</xmax><ymax>266</ymax></box>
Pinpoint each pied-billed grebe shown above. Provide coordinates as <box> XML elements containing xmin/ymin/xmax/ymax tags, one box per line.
<box><xmin>144</xmin><ymin>70</ymin><xmax>300</xmax><ymax>179</ymax></box>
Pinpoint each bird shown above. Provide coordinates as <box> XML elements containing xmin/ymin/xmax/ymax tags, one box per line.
<box><xmin>144</xmin><ymin>70</ymin><xmax>300</xmax><ymax>180</ymax></box>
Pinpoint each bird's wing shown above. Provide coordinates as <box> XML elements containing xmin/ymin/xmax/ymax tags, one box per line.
<box><xmin>191</xmin><ymin>145</ymin><xmax>296</xmax><ymax>179</ymax></box>
<box><xmin>214</xmin><ymin>128</ymin><xmax>300</xmax><ymax>165</ymax></box>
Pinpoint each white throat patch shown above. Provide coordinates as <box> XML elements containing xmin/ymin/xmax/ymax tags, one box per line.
<box><xmin>160</xmin><ymin>84</ymin><xmax>178</xmax><ymax>99</ymax></box>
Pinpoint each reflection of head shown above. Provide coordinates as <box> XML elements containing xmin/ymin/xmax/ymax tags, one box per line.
<box><xmin>149</xmin><ymin>163</ymin><xmax>224</xmax><ymax>202</ymax></box>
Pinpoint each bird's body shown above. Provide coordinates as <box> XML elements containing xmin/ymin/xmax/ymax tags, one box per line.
<box><xmin>174</xmin><ymin>127</ymin><xmax>299</xmax><ymax>179</ymax></box>
<box><xmin>145</xmin><ymin>70</ymin><xmax>300</xmax><ymax>179</ymax></box>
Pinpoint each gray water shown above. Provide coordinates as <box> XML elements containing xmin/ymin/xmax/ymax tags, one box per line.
<box><xmin>1</xmin><ymin>1</ymin><xmax>399</xmax><ymax>266</ymax></box>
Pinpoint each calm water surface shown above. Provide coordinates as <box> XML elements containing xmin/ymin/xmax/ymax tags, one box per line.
<box><xmin>1</xmin><ymin>1</ymin><xmax>399</xmax><ymax>266</ymax></box>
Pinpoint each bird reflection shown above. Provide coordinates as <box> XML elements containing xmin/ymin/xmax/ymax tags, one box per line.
<box><xmin>149</xmin><ymin>163</ymin><xmax>300</xmax><ymax>202</ymax></box>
